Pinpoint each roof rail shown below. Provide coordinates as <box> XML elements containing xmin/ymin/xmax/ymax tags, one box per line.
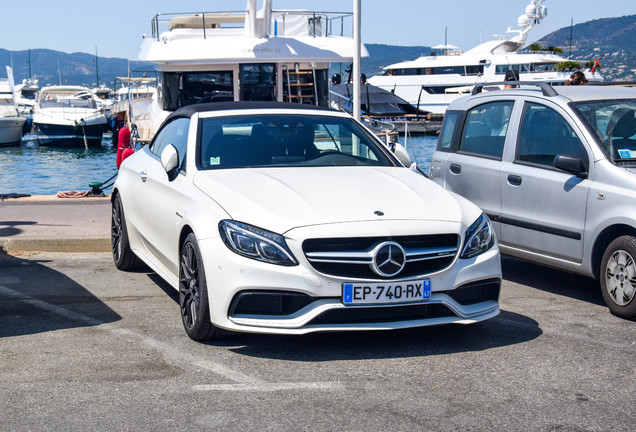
<box><xmin>471</xmin><ymin>81</ymin><xmax>558</xmax><ymax>97</ymax></box>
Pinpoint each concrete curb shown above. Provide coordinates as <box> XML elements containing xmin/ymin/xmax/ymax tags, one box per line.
<box><xmin>1</xmin><ymin>195</ymin><xmax>111</xmax><ymax>253</ymax></box>
<box><xmin>0</xmin><ymin>238</ymin><xmax>111</xmax><ymax>253</ymax></box>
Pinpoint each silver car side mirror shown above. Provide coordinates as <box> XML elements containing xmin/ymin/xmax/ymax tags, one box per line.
<box><xmin>161</xmin><ymin>144</ymin><xmax>179</xmax><ymax>173</ymax></box>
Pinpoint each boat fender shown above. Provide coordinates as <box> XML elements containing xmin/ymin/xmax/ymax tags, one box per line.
<box><xmin>121</xmin><ymin>148</ymin><xmax>134</xmax><ymax>165</ymax></box>
<box><xmin>116</xmin><ymin>126</ymin><xmax>131</xmax><ymax>169</ymax></box>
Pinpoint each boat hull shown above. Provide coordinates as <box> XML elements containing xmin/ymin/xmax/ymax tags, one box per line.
<box><xmin>33</xmin><ymin>122</ymin><xmax>107</xmax><ymax>148</ymax></box>
<box><xmin>0</xmin><ymin>117</ymin><xmax>26</xmax><ymax>147</ymax></box>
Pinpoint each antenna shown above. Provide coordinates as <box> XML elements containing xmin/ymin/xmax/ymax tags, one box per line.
<box><xmin>28</xmin><ymin>48</ymin><xmax>32</xmax><ymax>79</ymax></box>
<box><xmin>95</xmin><ymin>46</ymin><xmax>100</xmax><ymax>86</ymax></box>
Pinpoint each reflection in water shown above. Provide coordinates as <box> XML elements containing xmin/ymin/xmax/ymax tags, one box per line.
<box><xmin>0</xmin><ymin>134</ymin><xmax>439</xmax><ymax>196</ymax></box>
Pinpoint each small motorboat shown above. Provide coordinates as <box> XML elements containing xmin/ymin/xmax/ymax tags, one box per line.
<box><xmin>32</xmin><ymin>85</ymin><xmax>108</xmax><ymax>148</ymax></box>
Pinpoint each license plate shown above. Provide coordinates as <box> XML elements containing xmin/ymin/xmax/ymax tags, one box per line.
<box><xmin>342</xmin><ymin>280</ymin><xmax>431</xmax><ymax>305</ymax></box>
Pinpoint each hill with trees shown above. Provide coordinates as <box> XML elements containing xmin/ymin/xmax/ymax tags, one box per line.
<box><xmin>1</xmin><ymin>15</ymin><xmax>634</xmax><ymax>87</ymax></box>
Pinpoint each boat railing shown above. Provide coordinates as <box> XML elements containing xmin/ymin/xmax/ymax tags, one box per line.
<box><xmin>151</xmin><ymin>10</ymin><xmax>353</xmax><ymax>40</ymax></box>
<box><xmin>329</xmin><ymin>89</ymin><xmax>354</xmax><ymax>113</ymax></box>
<box><xmin>272</xmin><ymin>10</ymin><xmax>353</xmax><ymax>38</ymax></box>
<box><xmin>329</xmin><ymin>89</ymin><xmax>397</xmax><ymax>145</ymax></box>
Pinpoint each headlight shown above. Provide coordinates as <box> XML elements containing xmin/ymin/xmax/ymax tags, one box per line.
<box><xmin>219</xmin><ymin>220</ymin><xmax>298</xmax><ymax>266</ymax></box>
<box><xmin>460</xmin><ymin>213</ymin><xmax>495</xmax><ymax>259</ymax></box>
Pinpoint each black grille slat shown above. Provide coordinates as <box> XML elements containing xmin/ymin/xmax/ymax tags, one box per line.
<box><xmin>230</xmin><ymin>291</ymin><xmax>315</xmax><ymax>316</ymax></box>
<box><xmin>444</xmin><ymin>278</ymin><xmax>501</xmax><ymax>305</ymax></box>
<box><xmin>308</xmin><ymin>303</ymin><xmax>454</xmax><ymax>325</ymax></box>
<box><xmin>303</xmin><ymin>234</ymin><xmax>458</xmax><ymax>253</ymax></box>
<box><xmin>310</xmin><ymin>257</ymin><xmax>455</xmax><ymax>279</ymax></box>
<box><xmin>302</xmin><ymin>234</ymin><xmax>459</xmax><ymax>279</ymax></box>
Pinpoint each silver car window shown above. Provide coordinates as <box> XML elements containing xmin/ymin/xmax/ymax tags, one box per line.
<box><xmin>459</xmin><ymin>101</ymin><xmax>513</xmax><ymax>159</ymax></box>
<box><xmin>571</xmin><ymin>100</ymin><xmax>636</xmax><ymax>166</ymax></box>
<box><xmin>436</xmin><ymin>110</ymin><xmax>460</xmax><ymax>152</ymax></box>
<box><xmin>516</xmin><ymin>102</ymin><xmax>585</xmax><ymax>167</ymax></box>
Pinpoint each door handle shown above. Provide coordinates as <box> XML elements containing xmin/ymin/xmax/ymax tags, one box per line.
<box><xmin>139</xmin><ymin>170</ymin><xmax>148</xmax><ymax>183</ymax></box>
<box><xmin>507</xmin><ymin>174</ymin><xmax>522</xmax><ymax>186</ymax></box>
<box><xmin>450</xmin><ymin>163</ymin><xmax>461</xmax><ymax>174</ymax></box>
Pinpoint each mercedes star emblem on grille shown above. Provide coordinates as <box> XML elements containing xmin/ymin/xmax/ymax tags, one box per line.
<box><xmin>372</xmin><ymin>241</ymin><xmax>406</xmax><ymax>277</ymax></box>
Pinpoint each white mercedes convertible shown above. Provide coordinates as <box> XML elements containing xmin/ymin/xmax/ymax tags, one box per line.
<box><xmin>111</xmin><ymin>102</ymin><xmax>501</xmax><ymax>340</ymax></box>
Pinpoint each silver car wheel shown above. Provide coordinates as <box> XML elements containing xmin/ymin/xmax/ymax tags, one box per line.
<box><xmin>605</xmin><ymin>249</ymin><xmax>636</xmax><ymax>306</ymax></box>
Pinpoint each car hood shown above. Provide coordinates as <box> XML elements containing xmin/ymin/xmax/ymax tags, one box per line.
<box><xmin>193</xmin><ymin>167</ymin><xmax>466</xmax><ymax>234</ymax></box>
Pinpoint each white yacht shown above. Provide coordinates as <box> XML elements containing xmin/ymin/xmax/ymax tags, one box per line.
<box><xmin>32</xmin><ymin>85</ymin><xmax>109</xmax><ymax>147</ymax></box>
<box><xmin>92</xmin><ymin>85</ymin><xmax>114</xmax><ymax>110</ymax></box>
<box><xmin>368</xmin><ymin>0</ymin><xmax>603</xmax><ymax>114</ymax></box>
<box><xmin>14</xmin><ymin>77</ymin><xmax>40</xmax><ymax>116</ymax></box>
<box><xmin>125</xmin><ymin>0</ymin><xmax>367</xmax><ymax>142</ymax></box>
<box><xmin>0</xmin><ymin>68</ymin><xmax>26</xmax><ymax>147</ymax></box>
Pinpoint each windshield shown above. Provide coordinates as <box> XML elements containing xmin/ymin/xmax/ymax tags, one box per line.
<box><xmin>39</xmin><ymin>96</ymin><xmax>97</xmax><ymax>109</ymax></box>
<box><xmin>571</xmin><ymin>99</ymin><xmax>636</xmax><ymax>166</ymax></box>
<box><xmin>199</xmin><ymin>114</ymin><xmax>395</xmax><ymax>169</ymax></box>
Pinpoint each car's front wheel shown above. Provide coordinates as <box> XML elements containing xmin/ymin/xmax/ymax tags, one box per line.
<box><xmin>179</xmin><ymin>233</ymin><xmax>218</xmax><ymax>340</ymax></box>
<box><xmin>600</xmin><ymin>236</ymin><xmax>636</xmax><ymax>320</ymax></box>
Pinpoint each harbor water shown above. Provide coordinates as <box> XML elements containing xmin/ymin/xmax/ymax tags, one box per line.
<box><xmin>0</xmin><ymin>134</ymin><xmax>439</xmax><ymax>196</ymax></box>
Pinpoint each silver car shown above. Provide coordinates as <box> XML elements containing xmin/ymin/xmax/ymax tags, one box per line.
<box><xmin>430</xmin><ymin>83</ymin><xmax>636</xmax><ymax>320</ymax></box>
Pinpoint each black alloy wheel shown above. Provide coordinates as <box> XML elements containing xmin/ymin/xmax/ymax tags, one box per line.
<box><xmin>179</xmin><ymin>233</ymin><xmax>217</xmax><ymax>340</ymax></box>
<box><xmin>111</xmin><ymin>194</ymin><xmax>142</xmax><ymax>270</ymax></box>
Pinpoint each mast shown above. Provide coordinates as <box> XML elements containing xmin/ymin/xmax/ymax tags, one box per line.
<box><xmin>28</xmin><ymin>48</ymin><xmax>32</xmax><ymax>79</ymax></box>
<box><xmin>95</xmin><ymin>46</ymin><xmax>100</xmax><ymax>86</ymax></box>
<box><xmin>353</xmin><ymin>0</ymin><xmax>361</xmax><ymax>121</ymax></box>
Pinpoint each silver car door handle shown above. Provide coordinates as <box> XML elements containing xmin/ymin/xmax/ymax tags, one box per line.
<box><xmin>507</xmin><ymin>174</ymin><xmax>522</xmax><ymax>186</ymax></box>
<box><xmin>140</xmin><ymin>170</ymin><xmax>148</xmax><ymax>183</ymax></box>
<box><xmin>450</xmin><ymin>163</ymin><xmax>461</xmax><ymax>174</ymax></box>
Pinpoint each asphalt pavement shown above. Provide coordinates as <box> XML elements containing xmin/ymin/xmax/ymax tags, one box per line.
<box><xmin>0</xmin><ymin>195</ymin><xmax>634</xmax><ymax>431</ymax></box>
<box><xmin>0</xmin><ymin>251</ymin><xmax>634</xmax><ymax>431</ymax></box>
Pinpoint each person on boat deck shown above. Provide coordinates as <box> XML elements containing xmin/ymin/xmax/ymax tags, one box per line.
<box><xmin>504</xmin><ymin>70</ymin><xmax>520</xmax><ymax>89</ymax></box>
<box><xmin>565</xmin><ymin>71</ymin><xmax>588</xmax><ymax>86</ymax></box>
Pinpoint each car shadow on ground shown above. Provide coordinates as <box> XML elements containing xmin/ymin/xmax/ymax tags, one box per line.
<box><xmin>0</xmin><ymin>220</ymin><xmax>37</xmax><ymax>237</ymax></box>
<box><xmin>501</xmin><ymin>255</ymin><xmax>604</xmax><ymax>306</ymax></box>
<box><xmin>213</xmin><ymin>310</ymin><xmax>541</xmax><ymax>361</ymax></box>
<box><xmin>148</xmin><ymin>265</ymin><xmax>542</xmax><ymax>361</ymax></box>
<box><xmin>0</xmin><ymin>251</ymin><xmax>121</xmax><ymax>338</ymax></box>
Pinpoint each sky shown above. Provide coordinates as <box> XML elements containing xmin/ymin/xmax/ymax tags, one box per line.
<box><xmin>1</xmin><ymin>0</ymin><xmax>634</xmax><ymax>60</ymax></box>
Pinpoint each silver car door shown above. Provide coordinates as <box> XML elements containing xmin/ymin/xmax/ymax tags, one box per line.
<box><xmin>500</xmin><ymin>100</ymin><xmax>591</xmax><ymax>263</ymax></box>
<box><xmin>440</xmin><ymin>101</ymin><xmax>516</xmax><ymax>236</ymax></box>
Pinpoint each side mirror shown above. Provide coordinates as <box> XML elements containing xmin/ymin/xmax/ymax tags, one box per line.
<box><xmin>391</xmin><ymin>143</ymin><xmax>413</xmax><ymax>168</ymax></box>
<box><xmin>554</xmin><ymin>155</ymin><xmax>587</xmax><ymax>178</ymax></box>
<box><xmin>161</xmin><ymin>144</ymin><xmax>179</xmax><ymax>173</ymax></box>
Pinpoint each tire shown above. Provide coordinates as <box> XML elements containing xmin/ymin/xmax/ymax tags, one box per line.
<box><xmin>600</xmin><ymin>236</ymin><xmax>636</xmax><ymax>320</ymax></box>
<box><xmin>111</xmin><ymin>194</ymin><xmax>142</xmax><ymax>270</ymax></box>
<box><xmin>179</xmin><ymin>233</ymin><xmax>218</xmax><ymax>341</ymax></box>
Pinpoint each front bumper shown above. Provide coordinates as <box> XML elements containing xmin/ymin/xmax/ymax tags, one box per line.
<box><xmin>198</xmin><ymin>232</ymin><xmax>502</xmax><ymax>335</ymax></box>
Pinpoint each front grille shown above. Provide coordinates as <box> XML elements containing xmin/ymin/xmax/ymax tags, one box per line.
<box><xmin>229</xmin><ymin>291</ymin><xmax>315</xmax><ymax>316</ymax></box>
<box><xmin>303</xmin><ymin>234</ymin><xmax>459</xmax><ymax>280</ymax></box>
<box><xmin>444</xmin><ymin>278</ymin><xmax>501</xmax><ymax>305</ymax></box>
<box><xmin>307</xmin><ymin>303</ymin><xmax>455</xmax><ymax>325</ymax></box>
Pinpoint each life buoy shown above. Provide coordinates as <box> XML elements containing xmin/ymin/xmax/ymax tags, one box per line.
<box><xmin>116</xmin><ymin>126</ymin><xmax>131</xmax><ymax>169</ymax></box>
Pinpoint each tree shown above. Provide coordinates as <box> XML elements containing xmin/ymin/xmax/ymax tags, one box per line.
<box><xmin>555</xmin><ymin>61</ymin><xmax>581</xmax><ymax>72</ymax></box>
